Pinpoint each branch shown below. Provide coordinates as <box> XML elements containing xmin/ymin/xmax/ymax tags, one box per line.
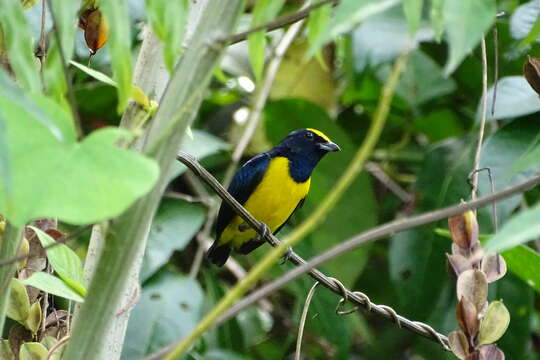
<box><xmin>224</xmin><ymin>0</ymin><xmax>338</xmax><ymax>45</ymax></box>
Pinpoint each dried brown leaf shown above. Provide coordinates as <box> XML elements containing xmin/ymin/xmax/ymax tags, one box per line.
<box><xmin>79</xmin><ymin>9</ymin><xmax>109</xmax><ymax>55</ymax></box>
<box><xmin>8</xmin><ymin>323</ymin><xmax>33</xmax><ymax>356</ymax></box>
<box><xmin>448</xmin><ymin>253</ymin><xmax>472</xmax><ymax>276</ymax></box>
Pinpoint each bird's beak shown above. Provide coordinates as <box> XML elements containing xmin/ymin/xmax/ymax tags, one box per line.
<box><xmin>318</xmin><ymin>141</ymin><xmax>340</xmax><ymax>152</ymax></box>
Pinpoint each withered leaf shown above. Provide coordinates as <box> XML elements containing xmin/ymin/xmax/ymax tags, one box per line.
<box><xmin>448</xmin><ymin>330</ymin><xmax>470</xmax><ymax>359</ymax></box>
<box><xmin>523</xmin><ymin>56</ymin><xmax>540</xmax><ymax>97</ymax></box>
<box><xmin>448</xmin><ymin>253</ymin><xmax>472</xmax><ymax>276</ymax></box>
<box><xmin>478</xmin><ymin>301</ymin><xmax>510</xmax><ymax>346</ymax></box>
<box><xmin>457</xmin><ymin>269</ymin><xmax>488</xmax><ymax>313</ymax></box>
<box><xmin>79</xmin><ymin>9</ymin><xmax>109</xmax><ymax>55</ymax></box>
<box><xmin>8</xmin><ymin>323</ymin><xmax>33</xmax><ymax>357</ymax></box>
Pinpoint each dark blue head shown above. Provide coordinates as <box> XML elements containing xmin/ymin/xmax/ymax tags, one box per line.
<box><xmin>270</xmin><ymin>128</ymin><xmax>340</xmax><ymax>182</ymax></box>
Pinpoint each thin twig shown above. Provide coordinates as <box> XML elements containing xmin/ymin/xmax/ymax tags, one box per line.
<box><xmin>471</xmin><ymin>37</ymin><xmax>489</xmax><ymax>200</ymax></box>
<box><xmin>222</xmin><ymin>6</ymin><xmax>308</xmax><ymax>188</ymax></box>
<box><xmin>45</xmin><ymin>335</ymin><xmax>70</xmax><ymax>360</ymax></box>
<box><xmin>295</xmin><ymin>281</ymin><xmax>319</xmax><ymax>360</ymax></box>
<box><xmin>0</xmin><ymin>225</ymin><xmax>92</xmax><ymax>268</ymax></box>
<box><xmin>223</xmin><ymin>0</ymin><xmax>338</xmax><ymax>45</ymax></box>
<box><xmin>365</xmin><ymin>161</ymin><xmax>413</xmax><ymax>203</ymax></box>
<box><xmin>45</xmin><ymin>0</ymin><xmax>83</xmax><ymax>138</ymax></box>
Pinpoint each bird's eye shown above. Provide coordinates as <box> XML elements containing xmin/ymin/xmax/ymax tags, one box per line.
<box><xmin>306</xmin><ymin>132</ymin><xmax>314</xmax><ymax>139</ymax></box>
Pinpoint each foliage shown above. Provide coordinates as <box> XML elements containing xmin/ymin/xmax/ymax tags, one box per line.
<box><xmin>1</xmin><ymin>0</ymin><xmax>540</xmax><ymax>359</ymax></box>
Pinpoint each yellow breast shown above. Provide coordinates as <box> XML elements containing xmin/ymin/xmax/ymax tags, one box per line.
<box><xmin>220</xmin><ymin>156</ymin><xmax>310</xmax><ymax>248</ymax></box>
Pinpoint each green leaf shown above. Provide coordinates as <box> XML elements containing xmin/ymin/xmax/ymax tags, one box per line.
<box><xmin>7</xmin><ymin>278</ymin><xmax>30</xmax><ymax>322</ymax></box>
<box><xmin>248</xmin><ymin>0</ymin><xmax>286</xmax><ymax>82</ymax></box>
<box><xmin>510</xmin><ymin>0</ymin><xmax>540</xmax><ymax>41</ymax></box>
<box><xmin>429</xmin><ymin>0</ymin><xmax>444</xmax><ymax>42</ymax></box>
<box><xmin>307</xmin><ymin>1</ymin><xmax>332</xmax><ymax>63</ymax></box>
<box><xmin>70</xmin><ymin>61</ymin><xmax>116</xmax><ymax>87</ymax></box>
<box><xmin>22</xmin><ymin>272</ymin><xmax>85</xmax><ymax>303</ymax></box>
<box><xmin>101</xmin><ymin>0</ymin><xmax>133</xmax><ymax>112</ymax></box>
<box><xmin>442</xmin><ymin>0</ymin><xmax>496</xmax><ymax>75</ymax></box>
<box><xmin>308</xmin><ymin>0</ymin><xmax>400</xmax><ymax>57</ymax></box>
<box><xmin>484</xmin><ymin>76</ymin><xmax>540</xmax><ymax>121</ymax></box>
<box><xmin>29</xmin><ymin>227</ymin><xmax>86</xmax><ymax>296</ymax></box>
<box><xmin>121</xmin><ymin>272</ymin><xmax>204</xmax><ymax>359</ymax></box>
<box><xmin>0</xmin><ymin>340</ymin><xmax>15</xmax><ymax>360</ymax></box>
<box><xmin>519</xmin><ymin>15</ymin><xmax>540</xmax><ymax>49</ymax></box>
<box><xmin>19</xmin><ymin>342</ymin><xmax>48</xmax><ymax>360</ymax></box>
<box><xmin>403</xmin><ymin>0</ymin><xmax>423</xmax><ymax>34</ymax></box>
<box><xmin>24</xmin><ymin>301</ymin><xmax>42</xmax><ymax>335</ymax></box>
<box><xmin>140</xmin><ymin>199</ymin><xmax>205</xmax><ymax>281</ymax></box>
<box><xmin>0</xmin><ymin>0</ymin><xmax>41</xmax><ymax>92</ymax></box>
<box><xmin>0</xmin><ymin>85</ymin><xmax>159</xmax><ymax>227</ymax></box>
<box><xmin>377</xmin><ymin>50</ymin><xmax>456</xmax><ymax>107</ymax></box>
<box><xmin>145</xmin><ymin>0</ymin><xmax>188</xmax><ymax>72</ymax></box>
<box><xmin>42</xmin><ymin>0</ymin><xmax>78</xmax><ymax>102</ymax></box>
<box><xmin>510</xmin><ymin>140</ymin><xmax>540</xmax><ymax>175</ymax></box>
<box><xmin>169</xmin><ymin>129</ymin><xmax>229</xmax><ymax>180</ymax></box>
<box><xmin>503</xmin><ymin>245</ymin><xmax>540</xmax><ymax>294</ymax></box>
<box><xmin>485</xmin><ymin>202</ymin><xmax>540</xmax><ymax>253</ymax></box>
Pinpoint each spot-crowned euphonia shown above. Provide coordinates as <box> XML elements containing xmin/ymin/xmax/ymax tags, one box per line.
<box><xmin>207</xmin><ymin>128</ymin><xmax>340</xmax><ymax>266</ymax></box>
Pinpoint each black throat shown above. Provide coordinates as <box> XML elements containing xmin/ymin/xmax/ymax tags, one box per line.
<box><xmin>268</xmin><ymin>147</ymin><xmax>323</xmax><ymax>183</ymax></box>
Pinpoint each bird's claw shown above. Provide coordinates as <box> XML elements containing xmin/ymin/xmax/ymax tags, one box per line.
<box><xmin>280</xmin><ymin>247</ymin><xmax>293</xmax><ymax>265</ymax></box>
<box><xmin>259</xmin><ymin>222</ymin><xmax>270</xmax><ymax>239</ymax></box>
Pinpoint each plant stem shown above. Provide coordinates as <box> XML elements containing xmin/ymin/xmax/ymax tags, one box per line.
<box><xmin>162</xmin><ymin>50</ymin><xmax>408</xmax><ymax>360</ymax></box>
<box><xmin>0</xmin><ymin>222</ymin><xmax>22</xmax><ymax>334</ymax></box>
<box><xmin>62</xmin><ymin>1</ymin><xmax>246</xmax><ymax>358</ymax></box>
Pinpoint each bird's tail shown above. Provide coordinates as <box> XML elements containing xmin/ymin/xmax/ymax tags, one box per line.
<box><xmin>207</xmin><ymin>241</ymin><xmax>231</xmax><ymax>267</ymax></box>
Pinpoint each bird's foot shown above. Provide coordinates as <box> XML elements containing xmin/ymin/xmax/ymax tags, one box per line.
<box><xmin>258</xmin><ymin>222</ymin><xmax>270</xmax><ymax>239</ymax></box>
<box><xmin>280</xmin><ymin>247</ymin><xmax>293</xmax><ymax>265</ymax></box>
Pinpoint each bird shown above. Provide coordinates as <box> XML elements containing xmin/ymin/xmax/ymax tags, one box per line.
<box><xmin>207</xmin><ymin>128</ymin><xmax>340</xmax><ymax>266</ymax></box>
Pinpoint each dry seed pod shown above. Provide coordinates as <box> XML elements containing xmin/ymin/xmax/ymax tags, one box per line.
<box><xmin>79</xmin><ymin>9</ymin><xmax>108</xmax><ymax>55</ymax></box>
<box><xmin>457</xmin><ymin>297</ymin><xmax>479</xmax><ymax>337</ymax></box>
<box><xmin>449</xmin><ymin>330</ymin><xmax>470</xmax><ymax>360</ymax></box>
<box><xmin>523</xmin><ymin>56</ymin><xmax>540</xmax><ymax>96</ymax></box>
<box><xmin>448</xmin><ymin>211</ymin><xmax>479</xmax><ymax>250</ymax></box>
<box><xmin>447</xmin><ymin>253</ymin><xmax>472</xmax><ymax>276</ymax></box>
<box><xmin>481</xmin><ymin>254</ymin><xmax>507</xmax><ymax>283</ymax></box>
<box><xmin>479</xmin><ymin>344</ymin><xmax>505</xmax><ymax>360</ymax></box>
<box><xmin>478</xmin><ymin>301</ymin><xmax>510</xmax><ymax>346</ymax></box>
<box><xmin>456</xmin><ymin>269</ymin><xmax>488</xmax><ymax>313</ymax></box>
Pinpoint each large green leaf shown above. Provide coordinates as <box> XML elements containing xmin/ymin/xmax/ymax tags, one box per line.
<box><xmin>478</xmin><ymin>119</ymin><xmax>540</xmax><ymax>228</ymax></box>
<box><xmin>483</xmin><ymin>76</ymin><xmax>540</xmax><ymax>121</ymax></box>
<box><xmin>30</xmin><ymin>227</ymin><xmax>86</xmax><ymax>296</ymax></box>
<box><xmin>121</xmin><ymin>272</ymin><xmax>204</xmax><ymax>359</ymax></box>
<box><xmin>510</xmin><ymin>0</ymin><xmax>540</xmax><ymax>41</ymax></box>
<box><xmin>442</xmin><ymin>0</ymin><xmax>496</xmax><ymax>75</ymax></box>
<box><xmin>484</xmin><ymin>202</ymin><xmax>540</xmax><ymax>253</ymax></box>
<box><xmin>140</xmin><ymin>199</ymin><xmax>205</xmax><ymax>281</ymax></box>
<box><xmin>247</xmin><ymin>0</ymin><xmax>286</xmax><ymax>82</ymax></box>
<box><xmin>402</xmin><ymin>0</ymin><xmax>423</xmax><ymax>34</ymax></box>
<box><xmin>377</xmin><ymin>50</ymin><xmax>456</xmax><ymax>107</ymax></box>
<box><xmin>503</xmin><ymin>245</ymin><xmax>540</xmax><ymax>294</ymax></box>
<box><xmin>0</xmin><ymin>0</ymin><xmax>41</xmax><ymax>93</ymax></box>
<box><xmin>101</xmin><ymin>0</ymin><xmax>133</xmax><ymax>112</ymax></box>
<box><xmin>22</xmin><ymin>272</ymin><xmax>85</xmax><ymax>303</ymax></box>
<box><xmin>0</xmin><ymin>80</ymin><xmax>159</xmax><ymax>227</ymax></box>
<box><xmin>309</xmin><ymin>0</ymin><xmax>400</xmax><ymax>57</ymax></box>
<box><xmin>264</xmin><ymin>99</ymin><xmax>377</xmax><ymax>286</ymax></box>
<box><xmin>144</xmin><ymin>0</ymin><xmax>188</xmax><ymax>72</ymax></box>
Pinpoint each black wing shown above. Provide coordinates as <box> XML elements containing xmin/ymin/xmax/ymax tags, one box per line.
<box><xmin>215</xmin><ymin>153</ymin><xmax>271</xmax><ymax>240</ymax></box>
